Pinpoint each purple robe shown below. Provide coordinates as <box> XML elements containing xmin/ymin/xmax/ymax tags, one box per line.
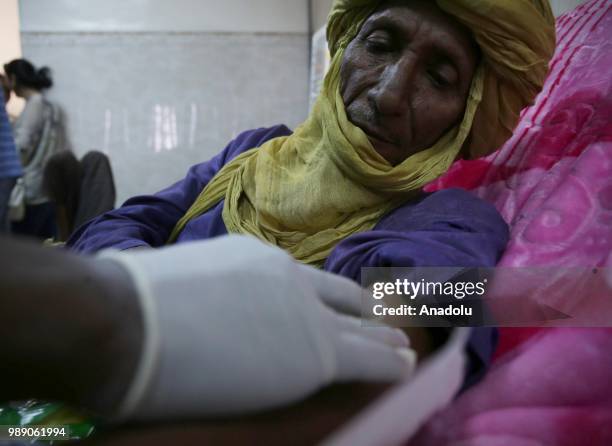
<box><xmin>68</xmin><ymin>125</ymin><xmax>508</xmax><ymax>386</ymax></box>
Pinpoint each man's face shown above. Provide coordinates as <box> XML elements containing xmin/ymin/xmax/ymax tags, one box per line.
<box><xmin>340</xmin><ymin>0</ymin><xmax>479</xmax><ymax>166</ymax></box>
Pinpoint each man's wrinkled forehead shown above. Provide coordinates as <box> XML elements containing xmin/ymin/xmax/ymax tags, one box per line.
<box><xmin>360</xmin><ymin>0</ymin><xmax>479</xmax><ymax>71</ymax></box>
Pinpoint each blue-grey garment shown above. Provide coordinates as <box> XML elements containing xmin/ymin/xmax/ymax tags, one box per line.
<box><xmin>0</xmin><ymin>90</ymin><xmax>22</xmax><ymax>180</ymax></box>
<box><xmin>68</xmin><ymin>125</ymin><xmax>509</xmax><ymax>387</ymax></box>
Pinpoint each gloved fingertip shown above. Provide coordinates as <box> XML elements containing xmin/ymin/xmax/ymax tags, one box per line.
<box><xmin>396</xmin><ymin>348</ymin><xmax>417</xmax><ymax>374</ymax></box>
<box><xmin>393</xmin><ymin>328</ymin><xmax>410</xmax><ymax>348</ymax></box>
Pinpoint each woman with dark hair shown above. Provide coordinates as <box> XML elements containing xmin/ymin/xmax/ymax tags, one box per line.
<box><xmin>4</xmin><ymin>58</ymin><xmax>67</xmax><ymax>239</ymax></box>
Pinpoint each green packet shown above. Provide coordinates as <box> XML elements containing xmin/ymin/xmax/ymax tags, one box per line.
<box><xmin>0</xmin><ymin>400</ymin><xmax>97</xmax><ymax>442</ymax></box>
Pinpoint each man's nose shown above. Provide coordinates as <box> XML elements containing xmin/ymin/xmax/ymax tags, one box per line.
<box><xmin>370</xmin><ymin>57</ymin><xmax>416</xmax><ymax>117</ymax></box>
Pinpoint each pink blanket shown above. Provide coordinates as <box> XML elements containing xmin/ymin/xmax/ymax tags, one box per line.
<box><xmin>411</xmin><ymin>1</ymin><xmax>612</xmax><ymax>444</ymax></box>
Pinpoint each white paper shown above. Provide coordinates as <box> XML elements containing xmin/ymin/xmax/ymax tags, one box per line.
<box><xmin>323</xmin><ymin>328</ymin><xmax>470</xmax><ymax>446</ymax></box>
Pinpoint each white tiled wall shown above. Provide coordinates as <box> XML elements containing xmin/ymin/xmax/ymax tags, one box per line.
<box><xmin>18</xmin><ymin>0</ymin><xmax>310</xmax><ymax>204</ymax></box>
<box><xmin>19</xmin><ymin>0</ymin><xmax>308</xmax><ymax>33</ymax></box>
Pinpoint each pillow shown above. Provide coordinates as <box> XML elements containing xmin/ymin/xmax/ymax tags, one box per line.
<box><xmin>427</xmin><ymin>0</ymin><xmax>612</xmax><ymax>353</ymax></box>
<box><xmin>409</xmin><ymin>4</ymin><xmax>612</xmax><ymax>443</ymax></box>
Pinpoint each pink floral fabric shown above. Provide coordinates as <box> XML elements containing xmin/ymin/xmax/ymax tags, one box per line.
<box><xmin>411</xmin><ymin>1</ymin><xmax>612</xmax><ymax>444</ymax></box>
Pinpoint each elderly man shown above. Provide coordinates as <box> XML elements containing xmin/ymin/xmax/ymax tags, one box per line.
<box><xmin>68</xmin><ymin>0</ymin><xmax>555</xmax><ymax>429</ymax></box>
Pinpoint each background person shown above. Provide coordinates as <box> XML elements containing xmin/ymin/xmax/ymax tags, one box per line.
<box><xmin>74</xmin><ymin>150</ymin><xmax>116</xmax><ymax>229</ymax></box>
<box><xmin>0</xmin><ymin>80</ymin><xmax>22</xmax><ymax>233</ymax></box>
<box><xmin>43</xmin><ymin>150</ymin><xmax>117</xmax><ymax>242</ymax></box>
<box><xmin>0</xmin><ymin>73</ymin><xmax>11</xmax><ymax>104</ymax></box>
<box><xmin>4</xmin><ymin>58</ymin><xmax>68</xmax><ymax>239</ymax></box>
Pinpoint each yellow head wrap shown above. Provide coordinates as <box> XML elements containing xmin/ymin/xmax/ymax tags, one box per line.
<box><xmin>169</xmin><ymin>0</ymin><xmax>555</xmax><ymax>266</ymax></box>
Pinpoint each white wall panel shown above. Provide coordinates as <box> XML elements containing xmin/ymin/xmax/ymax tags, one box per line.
<box><xmin>19</xmin><ymin>0</ymin><xmax>308</xmax><ymax>33</ymax></box>
<box><xmin>312</xmin><ymin>0</ymin><xmax>333</xmax><ymax>31</ymax></box>
<box><xmin>22</xmin><ymin>32</ymin><xmax>309</xmax><ymax>204</ymax></box>
<box><xmin>19</xmin><ymin>0</ymin><xmax>310</xmax><ymax>204</ymax></box>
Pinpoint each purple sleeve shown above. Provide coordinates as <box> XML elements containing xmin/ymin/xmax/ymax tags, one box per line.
<box><xmin>324</xmin><ymin>189</ymin><xmax>508</xmax><ymax>276</ymax></box>
<box><xmin>67</xmin><ymin>125</ymin><xmax>291</xmax><ymax>253</ymax></box>
<box><xmin>324</xmin><ymin>188</ymin><xmax>509</xmax><ymax>388</ymax></box>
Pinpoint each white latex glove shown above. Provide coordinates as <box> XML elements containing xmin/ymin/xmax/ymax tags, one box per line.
<box><xmin>100</xmin><ymin>235</ymin><xmax>416</xmax><ymax>421</ymax></box>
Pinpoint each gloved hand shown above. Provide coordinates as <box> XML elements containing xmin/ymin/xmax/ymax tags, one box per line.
<box><xmin>101</xmin><ymin>235</ymin><xmax>416</xmax><ymax>421</ymax></box>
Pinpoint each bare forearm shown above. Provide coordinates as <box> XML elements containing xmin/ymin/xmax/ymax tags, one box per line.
<box><xmin>0</xmin><ymin>236</ymin><xmax>143</xmax><ymax>415</ymax></box>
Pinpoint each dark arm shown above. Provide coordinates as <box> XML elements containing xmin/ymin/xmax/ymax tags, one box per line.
<box><xmin>325</xmin><ymin>189</ymin><xmax>508</xmax><ymax>277</ymax></box>
<box><xmin>0</xmin><ymin>235</ymin><xmax>142</xmax><ymax>415</ymax></box>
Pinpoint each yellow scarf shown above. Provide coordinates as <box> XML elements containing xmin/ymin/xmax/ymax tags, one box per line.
<box><xmin>169</xmin><ymin>0</ymin><xmax>555</xmax><ymax>266</ymax></box>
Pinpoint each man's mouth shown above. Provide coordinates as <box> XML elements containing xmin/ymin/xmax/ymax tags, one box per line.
<box><xmin>360</xmin><ymin>124</ymin><xmax>397</xmax><ymax>146</ymax></box>
<box><xmin>357</xmin><ymin>123</ymin><xmax>406</xmax><ymax>165</ymax></box>
<box><xmin>348</xmin><ymin>113</ymin><xmax>405</xmax><ymax>164</ymax></box>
